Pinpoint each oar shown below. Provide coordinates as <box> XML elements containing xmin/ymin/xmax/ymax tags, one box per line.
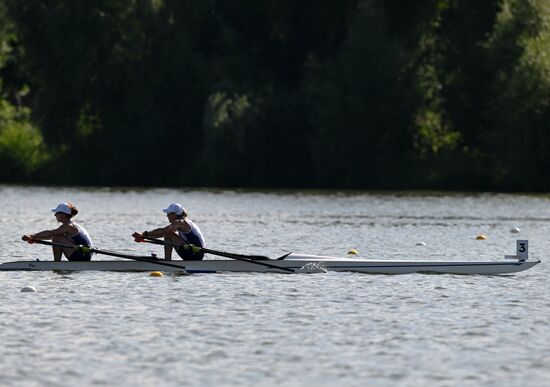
<box><xmin>22</xmin><ymin>237</ymin><xmax>188</xmax><ymax>271</ymax></box>
<box><xmin>136</xmin><ymin>235</ymin><xmax>295</xmax><ymax>273</ymax></box>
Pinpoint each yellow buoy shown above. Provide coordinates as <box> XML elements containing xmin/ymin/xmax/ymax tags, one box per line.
<box><xmin>476</xmin><ymin>234</ymin><xmax>487</xmax><ymax>240</ymax></box>
<box><xmin>347</xmin><ymin>249</ymin><xmax>359</xmax><ymax>255</ymax></box>
<box><xmin>150</xmin><ymin>271</ymin><xmax>164</xmax><ymax>277</ymax></box>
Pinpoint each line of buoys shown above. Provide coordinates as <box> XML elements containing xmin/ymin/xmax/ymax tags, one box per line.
<box><xmin>21</xmin><ymin>286</ymin><xmax>37</xmax><ymax>292</ymax></box>
<box><xmin>475</xmin><ymin>228</ymin><xmax>521</xmax><ymax>239</ymax></box>
<box><xmin>149</xmin><ymin>271</ymin><xmax>164</xmax><ymax>277</ymax></box>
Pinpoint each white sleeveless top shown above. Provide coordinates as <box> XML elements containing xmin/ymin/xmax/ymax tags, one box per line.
<box><xmin>177</xmin><ymin>219</ymin><xmax>205</xmax><ymax>247</ymax></box>
<box><xmin>69</xmin><ymin>222</ymin><xmax>93</xmax><ymax>248</ymax></box>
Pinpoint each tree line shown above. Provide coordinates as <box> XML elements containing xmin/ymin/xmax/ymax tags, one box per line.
<box><xmin>1</xmin><ymin>0</ymin><xmax>549</xmax><ymax>190</ymax></box>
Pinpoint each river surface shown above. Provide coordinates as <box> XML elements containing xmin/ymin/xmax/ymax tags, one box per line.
<box><xmin>0</xmin><ymin>185</ymin><xmax>549</xmax><ymax>386</ymax></box>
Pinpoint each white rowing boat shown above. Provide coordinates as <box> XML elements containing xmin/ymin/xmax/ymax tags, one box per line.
<box><xmin>0</xmin><ymin>240</ymin><xmax>540</xmax><ymax>275</ymax></box>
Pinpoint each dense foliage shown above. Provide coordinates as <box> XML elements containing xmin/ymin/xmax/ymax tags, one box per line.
<box><xmin>1</xmin><ymin>0</ymin><xmax>549</xmax><ymax>190</ymax></box>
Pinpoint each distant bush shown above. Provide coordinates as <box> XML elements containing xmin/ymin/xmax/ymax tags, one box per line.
<box><xmin>0</xmin><ymin>100</ymin><xmax>49</xmax><ymax>181</ymax></box>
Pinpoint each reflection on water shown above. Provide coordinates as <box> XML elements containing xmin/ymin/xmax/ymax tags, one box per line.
<box><xmin>0</xmin><ymin>185</ymin><xmax>549</xmax><ymax>386</ymax></box>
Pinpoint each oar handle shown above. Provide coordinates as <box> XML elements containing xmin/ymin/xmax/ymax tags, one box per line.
<box><xmin>23</xmin><ymin>237</ymin><xmax>80</xmax><ymax>250</ymax></box>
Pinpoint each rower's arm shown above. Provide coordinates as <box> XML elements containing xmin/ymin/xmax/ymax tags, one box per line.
<box><xmin>28</xmin><ymin>225</ymin><xmax>69</xmax><ymax>240</ymax></box>
<box><xmin>141</xmin><ymin>224</ymin><xmax>172</xmax><ymax>238</ymax></box>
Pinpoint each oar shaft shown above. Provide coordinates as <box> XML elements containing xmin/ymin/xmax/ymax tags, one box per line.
<box><xmin>140</xmin><ymin>236</ymin><xmax>294</xmax><ymax>273</ymax></box>
<box><xmin>201</xmin><ymin>246</ymin><xmax>270</xmax><ymax>261</ymax></box>
<box><xmin>141</xmin><ymin>237</ymin><xmax>270</xmax><ymax>260</ymax></box>
<box><xmin>24</xmin><ymin>238</ymin><xmax>188</xmax><ymax>271</ymax></box>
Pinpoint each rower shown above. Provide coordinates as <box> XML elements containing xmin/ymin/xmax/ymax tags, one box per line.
<box><xmin>132</xmin><ymin>202</ymin><xmax>206</xmax><ymax>261</ymax></box>
<box><xmin>21</xmin><ymin>202</ymin><xmax>94</xmax><ymax>261</ymax></box>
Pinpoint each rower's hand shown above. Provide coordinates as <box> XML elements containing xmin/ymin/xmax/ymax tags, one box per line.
<box><xmin>132</xmin><ymin>232</ymin><xmax>144</xmax><ymax>242</ymax></box>
<box><xmin>22</xmin><ymin>235</ymin><xmax>35</xmax><ymax>243</ymax></box>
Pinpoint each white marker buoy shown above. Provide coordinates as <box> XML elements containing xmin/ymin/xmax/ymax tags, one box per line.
<box><xmin>21</xmin><ymin>286</ymin><xmax>37</xmax><ymax>293</ymax></box>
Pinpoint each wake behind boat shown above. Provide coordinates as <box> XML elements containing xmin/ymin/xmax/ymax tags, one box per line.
<box><xmin>0</xmin><ymin>240</ymin><xmax>540</xmax><ymax>275</ymax></box>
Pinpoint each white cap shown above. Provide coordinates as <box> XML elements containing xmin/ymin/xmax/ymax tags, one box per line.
<box><xmin>162</xmin><ymin>203</ymin><xmax>186</xmax><ymax>216</ymax></box>
<box><xmin>51</xmin><ymin>203</ymin><xmax>72</xmax><ymax>215</ymax></box>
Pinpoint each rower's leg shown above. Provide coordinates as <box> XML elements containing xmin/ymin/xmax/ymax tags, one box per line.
<box><xmin>52</xmin><ymin>235</ymin><xmax>75</xmax><ymax>261</ymax></box>
<box><xmin>52</xmin><ymin>246</ymin><xmax>62</xmax><ymax>262</ymax></box>
<box><xmin>164</xmin><ymin>232</ymin><xmax>183</xmax><ymax>261</ymax></box>
<box><xmin>164</xmin><ymin>243</ymin><xmax>173</xmax><ymax>260</ymax></box>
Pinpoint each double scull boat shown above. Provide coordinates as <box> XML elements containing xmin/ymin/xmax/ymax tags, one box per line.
<box><xmin>0</xmin><ymin>240</ymin><xmax>540</xmax><ymax>275</ymax></box>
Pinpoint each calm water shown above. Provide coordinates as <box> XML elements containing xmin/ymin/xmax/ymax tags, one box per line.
<box><xmin>0</xmin><ymin>185</ymin><xmax>549</xmax><ymax>387</ymax></box>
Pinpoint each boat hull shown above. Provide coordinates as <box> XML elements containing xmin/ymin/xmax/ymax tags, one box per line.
<box><xmin>0</xmin><ymin>255</ymin><xmax>540</xmax><ymax>275</ymax></box>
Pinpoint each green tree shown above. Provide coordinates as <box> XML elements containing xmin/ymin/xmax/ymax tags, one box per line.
<box><xmin>200</xmin><ymin>0</ymin><xmax>357</xmax><ymax>187</ymax></box>
<box><xmin>483</xmin><ymin>0</ymin><xmax>550</xmax><ymax>190</ymax></box>
<box><xmin>304</xmin><ymin>1</ymin><xmax>417</xmax><ymax>187</ymax></box>
<box><xmin>7</xmin><ymin>0</ymin><xmax>212</xmax><ymax>184</ymax></box>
